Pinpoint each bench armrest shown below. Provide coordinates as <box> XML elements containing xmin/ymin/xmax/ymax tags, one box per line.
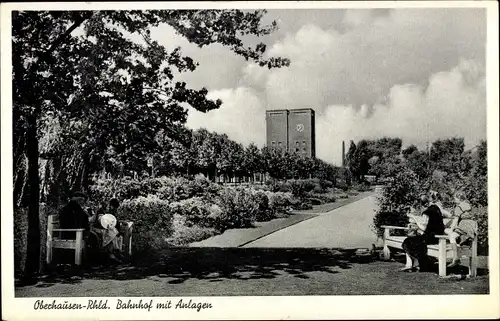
<box><xmin>435</xmin><ymin>235</ymin><xmax>449</xmax><ymax>239</ymax></box>
<box><xmin>52</xmin><ymin>228</ymin><xmax>86</xmax><ymax>232</ymax></box>
<box><xmin>381</xmin><ymin>225</ymin><xmax>409</xmax><ymax>230</ymax></box>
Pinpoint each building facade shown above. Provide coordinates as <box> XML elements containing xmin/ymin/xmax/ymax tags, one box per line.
<box><xmin>266</xmin><ymin>108</ymin><xmax>316</xmax><ymax>158</ymax></box>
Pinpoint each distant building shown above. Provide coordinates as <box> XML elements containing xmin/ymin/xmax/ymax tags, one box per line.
<box><xmin>266</xmin><ymin>108</ymin><xmax>316</xmax><ymax>158</ymax></box>
<box><xmin>266</xmin><ymin>109</ymin><xmax>289</xmax><ymax>153</ymax></box>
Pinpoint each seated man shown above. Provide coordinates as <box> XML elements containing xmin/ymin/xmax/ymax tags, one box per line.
<box><xmin>59</xmin><ymin>192</ymin><xmax>92</xmax><ymax>238</ymax></box>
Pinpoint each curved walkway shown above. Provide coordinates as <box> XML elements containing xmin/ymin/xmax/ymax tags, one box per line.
<box><xmin>244</xmin><ymin>194</ymin><xmax>379</xmax><ymax>249</ymax></box>
<box><xmin>189</xmin><ymin>191</ymin><xmax>374</xmax><ymax>248</ymax></box>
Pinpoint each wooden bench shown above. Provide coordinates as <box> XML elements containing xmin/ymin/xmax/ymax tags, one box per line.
<box><xmin>46</xmin><ymin>215</ymin><xmax>134</xmax><ymax>266</ymax></box>
<box><xmin>382</xmin><ymin>218</ymin><xmax>478</xmax><ymax>277</ymax></box>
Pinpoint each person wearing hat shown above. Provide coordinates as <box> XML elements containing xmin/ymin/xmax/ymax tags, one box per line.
<box><xmin>91</xmin><ymin>198</ymin><xmax>123</xmax><ymax>264</ymax></box>
<box><xmin>59</xmin><ymin>191</ymin><xmax>92</xmax><ymax>238</ymax></box>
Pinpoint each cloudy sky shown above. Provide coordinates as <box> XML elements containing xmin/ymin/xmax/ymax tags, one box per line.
<box><xmin>150</xmin><ymin>8</ymin><xmax>486</xmax><ymax>165</ymax></box>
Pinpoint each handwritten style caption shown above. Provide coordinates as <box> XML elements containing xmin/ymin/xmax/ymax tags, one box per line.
<box><xmin>33</xmin><ymin>299</ymin><xmax>213</xmax><ymax>312</ymax></box>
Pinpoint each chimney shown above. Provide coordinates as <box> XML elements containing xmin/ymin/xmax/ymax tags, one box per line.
<box><xmin>342</xmin><ymin>141</ymin><xmax>346</xmax><ymax>167</ymax></box>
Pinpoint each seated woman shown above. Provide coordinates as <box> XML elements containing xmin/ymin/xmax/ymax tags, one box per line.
<box><xmin>401</xmin><ymin>194</ymin><xmax>445</xmax><ymax>272</ymax></box>
<box><xmin>443</xmin><ymin>192</ymin><xmax>473</xmax><ymax>267</ymax></box>
<box><xmin>89</xmin><ymin>199</ymin><xmax>124</xmax><ymax>264</ymax></box>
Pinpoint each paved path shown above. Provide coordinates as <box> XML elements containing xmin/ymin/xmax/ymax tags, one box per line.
<box><xmin>189</xmin><ymin>213</ymin><xmax>318</xmax><ymax>247</ymax></box>
<box><xmin>243</xmin><ymin>194</ymin><xmax>379</xmax><ymax>249</ymax></box>
<box><xmin>190</xmin><ymin>191</ymin><xmax>375</xmax><ymax>248</ymax></box>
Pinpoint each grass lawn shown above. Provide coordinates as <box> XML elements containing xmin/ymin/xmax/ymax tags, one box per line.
<box><xmin>15</xmin><ymin>247</ymin><xmax>489</xmax><ymax>297</ymax></box>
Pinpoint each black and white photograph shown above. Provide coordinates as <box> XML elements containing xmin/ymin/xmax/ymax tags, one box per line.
<box><xmin>1</xmin><ymin>1</ymin><xmax>499</xmax><ymax>320</ymax></box>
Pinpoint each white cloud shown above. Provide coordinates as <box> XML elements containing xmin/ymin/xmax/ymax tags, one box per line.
<box><xmin>150</xmin><ymin>9</ymin><xmax>486</xmax><ymax>167</ymax></box>
<box><xmin>342</xmin><ymin>9</ymin><xmax>376</xmax><ymax>28</ymax></box>
<box><xmin>186</xmin><ymin>87</ymin><xmax>267</xmax><ymax>147</ymax></box>
<box><xmin>254</xmin><ymin>8</ymin><xmax>485</xmax><ymax>110</ymax></box>
<box><xmin>317</xmin><ymin>59</ymin><xmax>486</xmax><ymax>165</ymax></box>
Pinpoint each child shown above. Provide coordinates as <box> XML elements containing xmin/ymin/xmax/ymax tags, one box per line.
<box><xmin>443</xmin><ymin>192</ymin><xmax>472</xmax><ymax>267</ymax></box>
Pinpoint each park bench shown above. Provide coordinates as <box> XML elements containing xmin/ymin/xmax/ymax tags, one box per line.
<box><xmin>381</xmin><ymin>218</ymin><xmax>478</xmax><ymax>277</ymax></box>
<box><xmin>46</xmin><ymin>214</ymin><xmax>134</xmax><ymax>266</ymax></box>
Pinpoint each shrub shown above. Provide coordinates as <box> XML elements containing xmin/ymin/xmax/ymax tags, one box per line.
<box><xmin>90</xmin><ymin>176</ymin><xmax>145</xmax><ymax>205</ymax></box>
<box><xmin>167</xmin><ymin>214</ymin><xmax>219</xmax><ymax>246</ymax></box>
<box><xmin>376</xmin><ymin>168</ymin><xmax>424</xmax><ymax>214</ymax></box>
<box><xmin>372</xmin><ymin>168</ymin><xmax>425</xmax><ymax>237</ymax></box>
<box><xmin>318</xmin><ymin>179</ymin><xmax>334</xmax><ymax>191</ymax></box>
<box><xmin>169</xmin><ymin>197</ymin><xmax>227</xmax><ymax>231</ymax></box>
<box><xmin>335</xmin><ymin>180</ymin><xmax>349</xmax><ymax>191</ymax></box>
<box><xmin>372</xmin><ymin>211</ymin><xmax>409</xmax><ymax>237</ymax></box>
<box><xmin>293</xmin><ymin>201</ymin><xmax>314</xmax><ymax>210</ymax></box>
<box><xmin>265</xmin><ymin>191</ymin><xmax>294</xmax><ymax>214</ymax></box>
<box><xmin>469</xmin><ymin>205</ymin><xmax>488</xmax><ymax>252</ymax></box>
<box><xmin>269</xmin><ymin>179</ymin><xmax>319</xmax><ymax>198</ymax></box>
<box><xmin>289</xmin><ymin>179</ymin><xmax>317</xmax><ymax>197</ymax></box>
<box><xmin>347</xmin><ymin>190</ymin><xmax>360</xmax><ymax>196</ymax></box>
<box><xmin>213</xmin><ymin>187</ymin><xmax>259</xmax><ymax>228</ymax></box>
<box><xmin>352</xmin><ymin>181</ymin><xmax>371</xmax><ymax>192</ymax></box>
<box><xmin>308</xmin><ymin>192</ymin><xmax>336</xmax><ymax>204</ymax></box>
<box><xmin>91</xmin><ymin>175</ymin><xmax>222</xmax><ymax>206</ymax></box>
<box><xmin>307</xmin><ymin>197</ymin><xmax>322</xmax><ymax>205</ymax></box>
<box><xmin>119</xmin><ymin>195</ymin><xmax>173</xmax><ymax>253</ymax></box>
<box><xmin>311</xmin><ymin>185</ymin><xmax>325</xmax><ymax>194</ymax></box>
<box><xmin>253</xmin><ymin>190</ymin><xmax>273</xmax><ymax>222</ymax></box>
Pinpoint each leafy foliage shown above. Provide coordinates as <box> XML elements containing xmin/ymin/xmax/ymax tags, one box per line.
<box><xmin>119</xmin><ymin>195</ymin><xmax>173</xmax><ymax>253</ymax></box>
<box><xmin>371</xmin><ymin>138</ymin><xmax>488</xmax><ymax>249</ymax></box>
<box><xmin>13</xmin><ymin>9</ymin><xmax>289</xmax><ymax>277</ymax></box>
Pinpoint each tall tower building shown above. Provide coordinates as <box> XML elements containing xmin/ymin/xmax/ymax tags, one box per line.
<box><xmin>266</xmin><ymin>109</ymin><xmax>289</xmax><ymax>153</ymax></box>
<box><xmin>288</xmin><ymin>108</ymin><xmax>316</xmax><ymax>158</ymax></box>
<box><xmin>266</xmin><ymin>108</ymin><xmax>316</xmax><ymax>158</ymax></box>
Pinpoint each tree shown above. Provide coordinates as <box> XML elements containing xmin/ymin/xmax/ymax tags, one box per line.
<box><xmin>355</xmin><ymin>140</ymin><xmax>373</xmax><ymax>181</ymax></box>
<box><xmin>403</xmin><ymin>147</ymin><xmax>431</xmax><ymax>180</ymax></box>
<box><xmin>464</xmin><ymin>140</ymin><xmax>487</xmax><ymax>206</ymax></box>
<box><xmin>261</xmin><ymin>146</ymin><xmax>286</xmax><ymax>181</ymax></box>
<box><xmin>430</xmin><ymin>137</ymin><xmax>465</xmax><ymax>176</ymax></box>
<box><xmin>345</xmin><ymin>141</ymin><xmax>359</xmax><ymax>180</ymax></box>
<box><xmin>243</xmin><ymin>143</ymin><xmax>263</xmax><ymax>182</ymax></box>
<box><xmin>13</xmin><ymin>9</ymin><xmax>289</xmax><ymax>282</ymax></box>
<box><xmin>402</xmin><ymin>144</ymin><xmax>418</xmax><ymax>159</ymax></box>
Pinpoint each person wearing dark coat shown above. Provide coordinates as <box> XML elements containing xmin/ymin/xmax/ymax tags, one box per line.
<box><xmin>401</xmin><ymin>195</ymin><xmax>445</xmax><ymax>272</ymax></box>
<box><xmin>58</xmin><ymin>192</ymin><xmax>92</xmax><ymax>237</ymax></box>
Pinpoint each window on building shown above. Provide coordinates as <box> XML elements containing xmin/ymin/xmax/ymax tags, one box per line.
<box><xmin>271</xmin><ymin>141</ymin><xmax>276</xmax><ymax>146</ymax></box>
<box><xmin>295</xmin><ymin>141</ymin><xmax>299</xmax><ymax>146</ymax></box>
<box><xmin>302</xmin><ymin>140</ymin><xmax>306</xmax><ymax>146</ymax></box>
<box><xmin>295</xmin><ymin>148</ymin><xmax>300</xmax><ymax>152</ymax></box>
<box><xmin>278</xmin><ymin>141</ymin><xmax>282</xmax><ymax>147</ymax></box>
<box><xmin>302</xmin><ymin>147</ymin><xmax>306</xmax><ymax>151</ymax></box>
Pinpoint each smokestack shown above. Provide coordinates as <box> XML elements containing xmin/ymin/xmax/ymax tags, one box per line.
<box><xmin>342</xmin><ymin>141</ymin><xmax>346</xmax><ymax>167</ymax></box>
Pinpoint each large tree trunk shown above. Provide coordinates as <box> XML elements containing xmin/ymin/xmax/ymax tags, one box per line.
<box><xmin>13</xmin><ymin>154</ymin><xmax>28</xmax><ymax>208</ymax></box>
<box><xmin>23</xmin><ymin>113</ymin><xmax>41</xmax><ymax>283</ymax></box>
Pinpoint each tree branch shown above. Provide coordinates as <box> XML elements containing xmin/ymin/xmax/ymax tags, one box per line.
<box><xmin>143</xmin><ymin>86</ymin><xmax>171</xmax><ymax>97</ymax></box>
<box><xmin>46</xmin><ymin>11</ymin><xmax>94</xmax><ymax>56</ymax></box>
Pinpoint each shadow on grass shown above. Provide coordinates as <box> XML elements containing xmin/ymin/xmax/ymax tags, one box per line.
<box><xmin>390</xmin><ymin>252</ymin><xmax>489</xmax><ymax>277</ymax></box>
<box><xmin>18</xmin><ymin>247</ymin><xmax>377</xmax><ymax>288</ymax></box>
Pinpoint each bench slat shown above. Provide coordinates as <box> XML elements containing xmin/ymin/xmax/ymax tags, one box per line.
<box><xmin>52</xmin><ymin>240</ymin><xmax>79</xmax><ymax>249</ymax></box>
<box><xmin>382</xmin><ymin>225</ymin><xmax>409</xmax><ymax>230</ymax></box>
